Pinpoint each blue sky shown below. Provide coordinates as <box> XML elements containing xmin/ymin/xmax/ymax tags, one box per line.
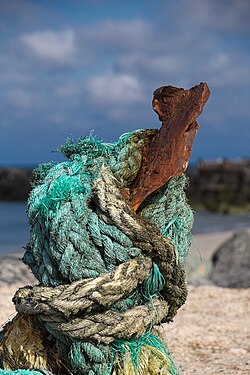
<box><xmin>0</xmin><ymin>0</ymin><xmax>250</xmax><ymax>166</ymax></box>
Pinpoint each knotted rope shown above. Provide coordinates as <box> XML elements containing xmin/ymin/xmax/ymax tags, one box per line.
<box><xmin>0</xmin><ymin>130</ymin><xmax>193</xmax><ymax>375</ymax></box>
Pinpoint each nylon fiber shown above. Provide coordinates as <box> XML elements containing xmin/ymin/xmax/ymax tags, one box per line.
<box><xmin>0</xmin><ymin>130</ymin><xmax>193</xmax><ymax>375</ymax></box>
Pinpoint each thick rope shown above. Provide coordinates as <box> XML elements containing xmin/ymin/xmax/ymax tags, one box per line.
<box><xmin>93</xmin><ymin>165</ymin><xmax>188</xmax><ymax>321</ymax></box>
<box><xmin>14</xmin><ymin>258</ymin><xmax>153</xmax><ymax>316</ymax></box>
<box><xmin>0</xmin><ymin>130</ymin><xmax>193</xmax><ymax>374</ymax></box>
<box><xmin>13</xmin><ymin>258</ymin><xmax>169</xmax><ymax>344</ymax></box>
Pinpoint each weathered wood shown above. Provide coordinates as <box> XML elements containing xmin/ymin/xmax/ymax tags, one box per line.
<box><xmin>129</xmin><ymin>82</ymin><xmax>210</xmax><ymax>210</ymax></box>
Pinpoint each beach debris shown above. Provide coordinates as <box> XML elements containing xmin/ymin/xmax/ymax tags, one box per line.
<box><xmin>0</xmin><ymin>83</ymin><xmax>209</xmax><ymax>374</ymax></box>
<box><xmin>129</xmin><ymin>82</ymin><xmax>210</xmax><ymax>210</ymax></box>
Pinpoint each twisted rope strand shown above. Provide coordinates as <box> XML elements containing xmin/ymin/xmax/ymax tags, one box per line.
<box><xmin>0</xmin><ymin>131</ymin><xmax>193</xmax><ymax>374</ymax></box>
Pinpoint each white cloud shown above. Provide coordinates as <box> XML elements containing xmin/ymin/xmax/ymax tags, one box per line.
<box><xmin>53</xmin><ymin>82</ymin><xmax>80</xmax><ymax>98</ymax></box>
<box><xmin>0</xmin><ymin>0</ymin><xmax>43</xmax><ymax>31</ymax></box>
<box><xmin>206</xmin><ymin>53</ymin><xmax>250</xmax><ymax>88</ymax></box>
<box><xmin>86</xmin><ymin>72</ymin><xmax>146</xmax><ymax>105</ymax></box>
<box><xmin>6</xmin><ymin>88</ymin><xmax>34</xmax><ymax>109</ymax></box>
<box><xmin>117</xmin><ymin>54</ymin><xmax>183</xmax><ymax>81</ymax></box>
<box><xmin>21</xmin><ymin>29</ymin><xmax>76</xmax><ymax>64</ymax></box>
<box><xmin>0</xmin><ymin>2</ymin><xmax>249</xmax><ymax>163</ymax></box>
<box><xmin>81</xmin><ymin>19</ymin><xmax>153</xmax><ymax>52</ymax></box>
<box><xmin>176</xmin><ymin>0</ymin><xmax>250</xmax><ymax>33</ymax></box>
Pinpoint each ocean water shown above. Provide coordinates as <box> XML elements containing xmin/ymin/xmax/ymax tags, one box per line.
<box><xmin>0</xmin><ymin>202</ymin><xmax>29</xmax><ymax>254</ymax></box>
<box><xmin>192</xmin><ymin>210</ymin><xmax>250</xmax><ymax>234</ymax></box>
<box><xmin>0</xmin><ymin>202</ymin><xmax>250</xmax><ymax>254</ymax></box>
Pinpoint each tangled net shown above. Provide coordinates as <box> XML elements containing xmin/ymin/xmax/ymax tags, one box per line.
<box><xmin>0</xmin><ymin>130</ymin><xmax>193</xmax><ymax>375</ymax></box>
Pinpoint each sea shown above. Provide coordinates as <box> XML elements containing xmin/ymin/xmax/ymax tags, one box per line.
<box><xmin>0</xmin><ymin>202</ymin><xmax>250</xmax><ymax>255</ymax></box>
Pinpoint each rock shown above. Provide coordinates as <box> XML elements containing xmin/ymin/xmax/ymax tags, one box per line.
<box><xmin>211</xmin><ymin>229</ymin><xmax>250</xmax><ymax>288</ymax></box>
<box><xmin>0</xmin><ymin>255</ymin><xmax>36</xmax><ymax>285</ymax></box>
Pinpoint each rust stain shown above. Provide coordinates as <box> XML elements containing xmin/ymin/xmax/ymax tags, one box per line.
<box><xmin>129</xmin><ymin>82</ymin><xmax>210</xmax><ymax>211</ymax></box>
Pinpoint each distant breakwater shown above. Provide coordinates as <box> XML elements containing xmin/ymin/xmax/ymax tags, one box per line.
<box><xmin>0</xmin><ymin>168</ymin><xmax>32</xmax><ymax>201</ymax></box>
<box><xmin>1</xmin><ymin>161</ymin><xmax>250</xmax><ymax>213</ymax></box>
<box><xmin>187</xmin><ymin>159</ymin><xmax>250</xmax><ymax>213</ymax></box>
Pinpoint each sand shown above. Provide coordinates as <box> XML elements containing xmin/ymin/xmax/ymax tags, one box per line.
<box><xmin>0</xmin><ymin>229</ymin><xmax>249</xmax><ymax>374</ymax></box>
<box><xmin>164</xmin><ymin>285</ymin><xmax>250</xmax><ymax>375</ymax></box>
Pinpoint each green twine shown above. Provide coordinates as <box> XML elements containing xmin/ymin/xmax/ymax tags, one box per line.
<box><xmin>141</xmin><ymin>262</ymin><xmax>165</xmax><ymax>302</ymax></box>
<box><xmin>140</xmin><ymin>173</ymin><xmax>194</xmax><ymax>263</ymax></box>
<box><xmin>0</xmin><ymin>371</ymin><xmax>53</xmax><ymax>375</ymax></box>
<box><xmin>112</xmin><ymin>332</ymin><xmax>179</xmax><ymax>375</ymax></box>
<box><xmin>0</xmin><ymin>130</ymin><xmax>193</xmax><ymax>374</ymax></box>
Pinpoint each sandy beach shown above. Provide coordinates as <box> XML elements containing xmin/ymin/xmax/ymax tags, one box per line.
<box><xmin>190</xmin><ymin>230</ymin><xmax>234</xmax><ymax>259</ymax></box>
<box><xmin>0</xmin><ymin>229</ymin><xmax>249</xmax><ymax>374</ymax></box>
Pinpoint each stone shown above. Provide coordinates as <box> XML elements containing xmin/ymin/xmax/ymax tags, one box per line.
<box><xmin>211</xmin><ymin>229</ymin><xmax>250</xmax><ymax>288</ymax></box>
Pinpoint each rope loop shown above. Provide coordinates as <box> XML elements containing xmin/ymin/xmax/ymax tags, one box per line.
<box><xmin>0</xmin><ymin>130</ymin><xmax>193</xmax><ymax>374</ymax></box>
